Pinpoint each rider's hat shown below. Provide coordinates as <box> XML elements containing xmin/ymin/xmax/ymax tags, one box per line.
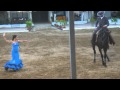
<box><xmin>97</xmin><ymin>11</ymin><xmax>105</xmax><ymax>17</ymax></box>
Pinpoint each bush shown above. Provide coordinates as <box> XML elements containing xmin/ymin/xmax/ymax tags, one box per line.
<box><xmin>59</xmin><ymin>20</ymin><xmax>67</xmax><ymax>26</ymax></box>
<box><xmin>25</xmin><ymin>20</ymin><xmax>32</xmax><ymax>27</ymax></box>
<box><xmin>111</xmin><ymin>18</ymin><xmax>118</xmax><ymax>22</ymax></box>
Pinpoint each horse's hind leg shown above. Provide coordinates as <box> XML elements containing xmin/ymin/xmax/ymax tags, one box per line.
<box><xmin>92</xmin><ymin>44</ymin><xmax>96</xmax><ymax>63</ymax></box>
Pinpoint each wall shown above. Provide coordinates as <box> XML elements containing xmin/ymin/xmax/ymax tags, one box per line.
<box><xmin>28</xmin><ymin>11</ymin><xmax>32</xmax><ymax>20</ymax></box>
<box><xmin>104</xmin><ymin>11</ymin><xmax>111</xmax><ymax>18</ymax></box>
<box><xmin>65</xmin><ymin>11</ymin><xmax>93</xmax><ymax>22</ymax></box>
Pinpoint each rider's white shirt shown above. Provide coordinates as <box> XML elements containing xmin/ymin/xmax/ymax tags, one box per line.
<box><xmin>101</xmin><ymin>17</ymin><xmax>103</xmax><ymax>19</ymax></box>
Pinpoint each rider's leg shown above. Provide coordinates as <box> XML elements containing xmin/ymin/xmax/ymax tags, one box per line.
<box><xmin>109</xmin><ymin>33</ymin><xmax>115</xmax><ymax>45</ymax></box>
<box><xmin>106</xmin><ymin>29</ymin><xmax>115</xmax><ymax>45</ymax></box>
<box><xmin>91</xmin><ymin>27</ymin><xmax>100</xmax><ymax>42</ymax></box>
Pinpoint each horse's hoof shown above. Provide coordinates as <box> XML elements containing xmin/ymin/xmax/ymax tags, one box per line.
<box><xmin>93</xmin><ymin>61</ymin><xmax>96</xmax><ymax>63</ymax></box>
<box><xmin>108</xmin><ymin>60</ymin><xmax>110</xmax><ymax>62</ymax></box>
<box><xmin>93</xmin><ymin>59</ymin><xmax>96</xmax><ymax>63</ymax></box>
<box><xmin>103</xmin><ymin>63</ymin><xmax>107</xmax><ymax>67</ymax></box>
<box><xmin>104</xmin><ymin>65</ymin><xmax>107</xmax><ymax>67</ymax></box>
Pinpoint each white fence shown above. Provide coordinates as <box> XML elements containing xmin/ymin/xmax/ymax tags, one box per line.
<box><xmin>52</xmin><ymin>21</ymin><xmax>88</xmax><ymax>26</ymax></box>
<box><xmin>0</xmin><ymin>24</ymin><xmax>34</xmax><ymax>28</ymax></box>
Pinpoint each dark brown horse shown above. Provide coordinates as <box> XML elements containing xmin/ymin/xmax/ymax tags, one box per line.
<box><xmin>91</xmin><ymin>28</ymin><xmax>112</xmax><ymax>67</ymax></box>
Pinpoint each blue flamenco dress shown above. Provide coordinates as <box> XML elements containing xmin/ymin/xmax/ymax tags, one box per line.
<box><xmin>4</xmin><ymin>42</ymin><xmax>23</xmax><ymax>71</ymax></box>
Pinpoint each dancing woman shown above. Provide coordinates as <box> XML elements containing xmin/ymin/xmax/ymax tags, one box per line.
<box><xmin>3</xmin><ymin>33</ymin><xmax>30</xmax><ymax>71</ymax></box>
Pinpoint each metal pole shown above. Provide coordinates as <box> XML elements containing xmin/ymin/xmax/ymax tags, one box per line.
<box><xmin>22</xmin><ymin>11</ymin><xmax>23</xmax><ymax>24</ymax></box>
<box><xmin>22</xmin><ymin>11</ymin><xmax>23</xmax><ymax>18</ymax></box>
<box><xmin>69</xmin><ymin>11</ymin><xmax>76</xmax><ymax>79</ymax></box>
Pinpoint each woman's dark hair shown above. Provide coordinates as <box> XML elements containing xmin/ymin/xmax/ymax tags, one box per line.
<box><xmin>12</xmin><ymin>35</ymin><xmax>17</xmax><ymax>41</ymax></box>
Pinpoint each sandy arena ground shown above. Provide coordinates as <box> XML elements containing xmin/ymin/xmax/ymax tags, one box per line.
<box><xmin>0</xmin><ymin>28</ymin><xmax>120</xmax><ymax>79</ymax></box>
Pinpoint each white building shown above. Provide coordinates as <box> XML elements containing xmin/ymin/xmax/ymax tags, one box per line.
<box><xmin>51</xmin><ymin>11</ymin><xmax>112</xmax><ymax>22</ymax></box>
<box><xmin>6</xmin><ymin>11</ymin><xmax>112</xmax><ymax>24</ymax></box>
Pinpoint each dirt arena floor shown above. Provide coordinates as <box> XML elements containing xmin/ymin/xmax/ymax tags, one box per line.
<box><xmin>0</xmin><ymin>28</ymin><xmax>120</xmax><ymax>79</ymax></box>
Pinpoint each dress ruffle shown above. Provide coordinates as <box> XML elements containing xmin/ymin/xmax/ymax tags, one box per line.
<box><xmin>4</xmin><ymin>59</ymin><xmax>23</xmax><ymax>71</ymax></box>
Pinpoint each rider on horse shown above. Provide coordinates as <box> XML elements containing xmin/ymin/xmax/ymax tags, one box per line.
<box><xmin>92</xmin><ymin>11</ymin><xmax>115</xmax><ymax>45</ymax></box>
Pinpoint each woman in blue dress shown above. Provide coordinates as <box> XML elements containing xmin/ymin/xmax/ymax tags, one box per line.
<box><xmin>3</xmin><ymin>33</ymin><xmax>30</xmax><ymax>71</ymax></box>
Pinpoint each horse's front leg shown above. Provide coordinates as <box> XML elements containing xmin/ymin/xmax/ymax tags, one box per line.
<box><xmin>106</xmin><ymin>54</ymin><xmax>110</xmax><ymax>62</ymax></box>
<box><xmin>103</xmin><ymin>48</ymin><xmax>107</xmax><ymax>67</ymax></box>
<box><xmin>98</xmin><ymin>47</ymin><xmax>105</xmax><ymax>66</ymax></box>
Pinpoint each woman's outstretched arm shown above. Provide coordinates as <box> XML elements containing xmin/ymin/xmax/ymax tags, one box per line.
<box><xmin>3</xmin><ymin>33</ymin><xmax>12</xmax><ymax>43</ymax></box>
<box><xmin>18</xmin><ymin>40</ymin><xmax>30</xmax><ymax>43</ymax></box>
